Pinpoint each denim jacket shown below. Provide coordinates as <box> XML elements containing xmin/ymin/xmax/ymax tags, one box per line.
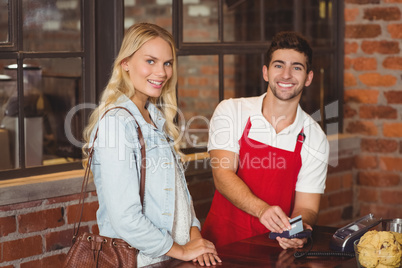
<box><xmin>90</xmin><ymin>94</ymin><xmax>201</xmax><ymax>258</ymax></box>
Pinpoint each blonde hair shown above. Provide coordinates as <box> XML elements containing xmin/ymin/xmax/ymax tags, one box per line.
<box><xmin>82</xmin><ymin>22</ymin><xmax>180</xmax><ymax>167</ymax></box>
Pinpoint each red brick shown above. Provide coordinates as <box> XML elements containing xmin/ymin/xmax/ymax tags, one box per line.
<box><xmin>363</xmin><ymin>7</ymin><xmax>401</xmax><ymax>21</ymax></box>
<box><xmin>46</xmin><ymin>193</ymin><xmax>82</xmax><ymax>205</ymax></box>
<box><xmin>342</xmin><ymin>173</ymin><xmax>354</xmax><ymax>188</ymax></box>
<box><xmin>358</xmin><ymin>188</ymin><xmax>379</xmax><ymax>202</ymax></box>
<box><xmin>330</xmin><ymin>190</ymin><xmax>353</xmax><ymax>207</ymax></box>
<box><xmin>346</xmin><ymin>121</ymin><xmax>378</xmax><ymax>136</ymax></box>
<box><xmin>345</xmin><ymin>42</ymin><xmax>359</xmax><ymax>54</ymax></box>
<box><xmin>387</xmin><ymin>24</ymin><xmax>402</xmax><ymax>38</ymax></box>
<box><xmin>0</xmin><ymin>216</ymin><xmax>16</xmax><ymax>237</ymax></box>
<box><xmin>21</xmin><ymin>254</ymin><xmax>65</xmax><ymax>268</ymax></box>
<box><xmin>317</xmin><ymin>209</ymin><xmax>342</xmax><ymax>226</ymax></box>
<box><xmin>381</xmin><ymin>189</ymin><xmax>402</xmax><ymax>205</ymax></box>
<box><xmin>383</xmin><ymin>123</ymin><xmax>402</xmax><ymax>137</ymax></box>
<box><xmin>344</xmin><ymin>89</ymin><xmax>379</xmax><ymax>104</ymax></box>
<box><xmin>360</xmin><ymin>204</ymin><xmax>401</xmax><ymax>219</ymax></box>
<box><xmin>359</xmin><ymin>73</ymin><xmax>397</xmax><ymax>87</ymax></box>
<box><xmin>384</xmin><ymin>0</ymin><xmax>402</xmax><ymax>2</ymax></box>
<box><xmin>358</xmin><ymin>171</ymin><xmax>400</xmax><ymax>187</ymax></box>
<box><xmin>354</xmin><ymin>155</ymin><xmax>378</xmax><ymax>169</ymax></box>
<box><xmin>66</xmin><ymin>201</ymin><xmax>98</xmax><ymax>224</ymax></box>
<box><xmin>92</xmin><ymin>224</ymin><xmax>99</xmax><ymax>234</ymax></box>
<box><xmin>361</xmin><ymin>138</ymin><xmax>398</xmax><ymax>153</ymax></box>
<box><xmin>344</xmin><ymin>104</ymin><xmax>357</xmax><ymax>118</ymax></box>
<box><xmin>352</xmin><ymin>57</ymin><xmax>377</xmax><ymax>71</ymax></box>
<box><xmin>384</xmin><ymin>91</ymin><xmax>402</xmax><ymax>104</ymax></box>
<box><xmin>2</xmin><ymin>235</ymin><xmax>42</xmax><ymax>262</ymax></box>
<box><xmin>345</xmin><ymin>8</ymin><xmax>360</xmax><ymax>22</ymax></box>
<box><xmin>345</xmin><ymin>0</ymin><xmax>380</xmax><ymax>3</ymax></box>
<box><xmin>379</xmin><ymin>156</ymin><xmax>402</xmax><ymax>171</ymax></box>
<box><xmin>325</xmin><ymin>174</ymin><xmax>342</xmax><ymax>193</ymax></box>
<box><xmin>345</xmin><ymin>24</ymin><xmax>381</xmax><ymax>38</ymax></box>
<box><xmin>359</xmin><ymin>105</ymin><xmax>397</xmax><ymax>119</ymax></box>
<box><xmin>18</xmin><ymin>208</ymin><xmax>65</xmax><ymax>233</ymax></box>
<box><xmin>344</xmin><ymin>72</ymin><xmax>357</xmax><ymax>87</ymax></box>
<box><xmin>45</xmin><ymin>229</ymin><xmax>73</xmax><ymax>251</ymax></box>
<box><xmin>327</xmin><ymin>157</ymin><xmax>355</xmax><ymax>173</ymax></box>
<box><xmin>361</xmin><ymin>40</ymin><xmax>400</xmax><ymax>54</ymax></box>
<box><xmin>0</xmin><ymin>200</ymin><xmax>43</xmax><ymax>212</ymax></box>
<box><xmin>344</xmin><ymin>57</ymin><xmax>353</xmax><ymax>69</ymax></box>
<box><xmin>319</xmin><ymin>195</ymin><xmax>329</xmax><ymax>210</ymax></box>
<box><xmin>383</xmin><ymin>57</ymin><xmax>402</xmax><ymax>70</ymax></box>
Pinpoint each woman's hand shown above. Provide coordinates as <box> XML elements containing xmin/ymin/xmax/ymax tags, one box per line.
<box><xmin>192</xmin><ymin>252</ymin><xmax>222</xmax><ymax>266</ymax></box>
<box><xmin>189</xmin><ymin>227</ymin><xmax>222</xmax><ymax>266</ymax></box>
<box><xmin>167</xmin><ymin>238</ymin><xmax>221</xmax><ymax>265</ymax></box>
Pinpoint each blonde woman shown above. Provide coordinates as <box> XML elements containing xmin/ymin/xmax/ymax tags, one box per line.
<box><xmin>83</xmin><ymin>23</ymin><xmax>221</xmax><ymax>267</ymax></box>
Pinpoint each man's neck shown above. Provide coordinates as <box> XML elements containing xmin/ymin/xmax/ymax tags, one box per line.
<box><xmin>262</xmin><ymin>90</ymin><xmax>300</xmax><ymax>134</ymax></box>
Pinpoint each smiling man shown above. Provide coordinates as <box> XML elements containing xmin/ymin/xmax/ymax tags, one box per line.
<box><xmin>202</xmin><ymin>31</ymin><xmax>329</xmax><ymax>250</ymax></box>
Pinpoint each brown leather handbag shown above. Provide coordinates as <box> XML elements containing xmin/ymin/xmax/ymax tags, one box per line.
<box><xmin>63</xmin><ymin>107</ymin><xmax>146</xmax><ymax>268</ymax></box>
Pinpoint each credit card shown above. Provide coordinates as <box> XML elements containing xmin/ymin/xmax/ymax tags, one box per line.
<box><xmin>289</xmin><ymin>215</ymin><xmax>303</xmax><ymax>236</ymax></box>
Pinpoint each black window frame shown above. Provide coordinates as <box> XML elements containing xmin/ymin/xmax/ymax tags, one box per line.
<box><xmin>0</xmin><ymin>0</ymin><xmax>96</xmax><ymax>180</ymax></box>
<box><xmin>0</xmin><ymin>0</ymin><xmax>344</xmax><ymax>180</ymax></box>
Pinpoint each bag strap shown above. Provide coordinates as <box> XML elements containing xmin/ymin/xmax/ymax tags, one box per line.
<box><xmin>72</xmin><ymin>106</ymin><xmax>146</xmax><ymax>242</ymax></box>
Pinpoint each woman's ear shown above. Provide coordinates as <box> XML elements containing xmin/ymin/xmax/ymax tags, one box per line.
<box><xmin>121</xmin><ymin>61</ymin><xmax>129</xmax><ymax>72</ymax></box>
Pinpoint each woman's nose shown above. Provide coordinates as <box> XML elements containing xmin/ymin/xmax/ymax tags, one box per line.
<box><xmin>155</xmin><ymin>64</ymin><xmax>167</xmax><ymax>77</ymax></box>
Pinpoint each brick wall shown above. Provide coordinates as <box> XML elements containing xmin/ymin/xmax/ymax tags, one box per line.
<box><xmin>0</xmin><ymin>164</ymin><xmax>214</xmax><ymax>268</ymax></box>
<box><xmin>343</xmin><ymin>0</ymin><xmax>402</xmax><ymax>219</ymax></box>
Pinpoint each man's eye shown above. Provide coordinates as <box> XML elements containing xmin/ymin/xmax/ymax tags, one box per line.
<box><xmin>294</xmin><ymin>66</ymin><xmax>302</xmax><ymax>71</ymax></box>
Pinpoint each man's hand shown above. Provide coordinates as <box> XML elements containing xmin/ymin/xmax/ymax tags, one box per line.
<box><xmin>259</xmin><ymin>205</ymin><xmax>292</xmax><ymax>233</ymax></box>
<box><xmin>276</xmin><ymin>223</ymin><xmax>313</xmax><ymax>249</ymax></box>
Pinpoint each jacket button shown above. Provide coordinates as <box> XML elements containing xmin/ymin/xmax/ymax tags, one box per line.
<box><xmin>164</xmin><ymin>188</ymin><xmax>173</xmax><ymax>191</ymax></box>
<box><xmin>162</xmin><ymin>212</ymin><xmax>172</xmax><ymax>216</ymax></box>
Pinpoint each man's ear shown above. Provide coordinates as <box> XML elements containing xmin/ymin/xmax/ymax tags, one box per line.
<box><xmin>304</xmin><ymin>70</ymin><xmax>314</xmax><ymax>87</ymax></box>
<box><xmin>262</xmin><ymin>65</ymin><xmax>269</xmax><ymax>82</ymax></box>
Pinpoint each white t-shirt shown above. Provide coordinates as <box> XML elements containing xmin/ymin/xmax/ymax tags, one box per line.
<box><xmin>208</xmin><ymin>93</ymin><xmax>329</xmax><ymax>194</ymax></box>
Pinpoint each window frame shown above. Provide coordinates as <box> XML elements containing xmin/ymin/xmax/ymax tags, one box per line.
<box><xmin>0</xmin><ymin>0</ymin><xmax>96</xmax><ymax>180</ymax></box>
<box><xmin>173</xmin><ymin>0</ymin><xmax>344</xmax><ymax>154</ymax></box>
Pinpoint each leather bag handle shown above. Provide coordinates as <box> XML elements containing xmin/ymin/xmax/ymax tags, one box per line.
<box><xmin>72</xmin><ymin>106</ymin><xmax>146</xmax><ymax>241</ymax></box>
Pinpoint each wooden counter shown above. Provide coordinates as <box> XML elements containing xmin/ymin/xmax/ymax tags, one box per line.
<box><xmin>144</xmin><ymin>226</ymin><xmax>357</xmax><ymax>268</ymax></box>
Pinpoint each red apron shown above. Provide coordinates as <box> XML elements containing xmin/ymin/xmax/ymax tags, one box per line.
<box><xmin>202</xmin><ymin>117</ymin><xmax>304</xmax><ymax>247</ymax></box>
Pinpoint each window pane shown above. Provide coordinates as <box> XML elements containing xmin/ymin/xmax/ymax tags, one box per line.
<box><xmin>264</xmin><ymin>0</ymin><xmax>335</xmax><ymax>47</ymax></box>
<box><xmin>0</xmin><ymin>59</ymin><xmax>17</xmax><ymax>170</ymax></box>
<box><xmin>178</xmin><ymin>55</ymin><xmax>219</xmax><ymax>149</ymax></box>
<box><xmin>22</xmin><ymin>0</ymin><xmax>81</xmax><ymax>52</ymax></box>
<box><xmin>5</xmin><ymin>58</ymin><xmax>83</xmax><ymax>168</ymax></box>
<box><xmin>183</xmin><ymin>0</ymin><xmax>218</xmax><ymax>43</ymax></box>
<box><xmin>301</xmin><ymin>53</ymin><xmax>335</xmax><ymax>123</ymax></box>
<box><xmin>124</xmin><ymin>0</ymin><xmax>172</xmax><ymax>32</ymax></box>
<box><xmin>224</xmin><ymin>0</ymin><xmax>262</xmax><ymax>42</ymax></box>
<box><xmin>224</xmin><ymin>54</ymin><xmax>264</xmax><ymax>99</ymax></box>
<box><xmin>0</xmin><ymin>0</ymin><xmax>10</xmax><ymax>44</ymax></box>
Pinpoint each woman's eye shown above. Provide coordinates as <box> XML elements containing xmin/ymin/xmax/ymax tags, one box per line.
<box><xmin>164</xmin><ymin>62</ymin><xmax>172</xmax><ymax>67</ymax></box>
<box><xmin>147</xmin><ymin>60</ymin><xmax>155</xmax><ymax>64</ymax></box>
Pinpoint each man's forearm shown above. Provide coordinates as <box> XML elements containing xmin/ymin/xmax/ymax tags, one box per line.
<box><xmin>213</xmin><ymin>168</ymin><xmax>268</xmax><ymax>218</ymax></box>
